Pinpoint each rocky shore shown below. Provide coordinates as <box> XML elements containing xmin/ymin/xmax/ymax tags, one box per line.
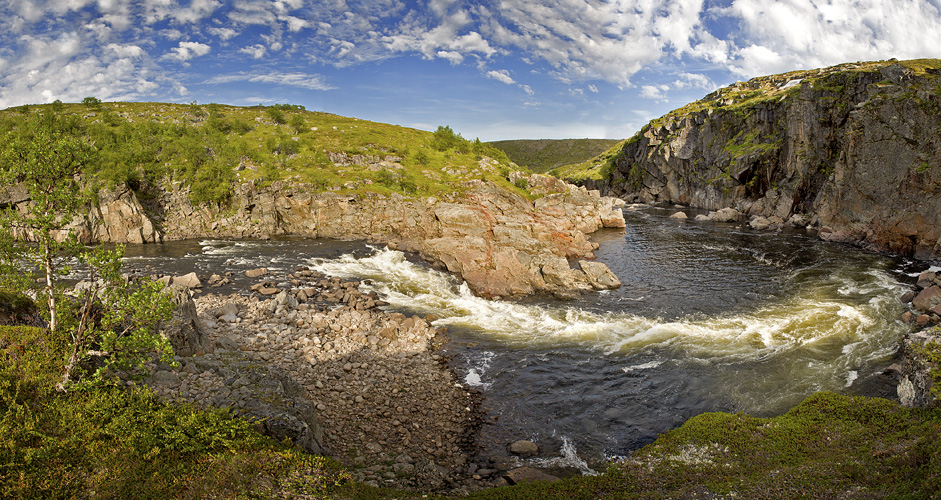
<box><xmin>138</xmin><ymin>266</ymin><xmax>549</xmax><ymax>493</ymax></box>
<box><xmin>896</xmin><ymin>269</ymin><xmax>941</xmax><ymax>407</ymax></box>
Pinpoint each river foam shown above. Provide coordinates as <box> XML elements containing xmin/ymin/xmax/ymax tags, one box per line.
<box><xmin>310</xmin><ymin>247</ymin><xmax>903</xmax><ymax>370</ymax></box>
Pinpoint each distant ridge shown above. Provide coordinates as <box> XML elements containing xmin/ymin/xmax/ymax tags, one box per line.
<box><xmin>488</xmin><ymin>138</ymin><xmax>619</xmax><ymax>173</ymax></box>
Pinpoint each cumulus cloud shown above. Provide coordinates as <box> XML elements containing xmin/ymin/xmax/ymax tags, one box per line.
<box><xmin>640</xmin><ymin>84</ymin><xmax>670</xmax><ymax>102</ymax></box>
<box><xmin>208</xmin><ymin>26</ymin><xmax>239</xmax><ymax>40</ymax></box>
<box><xmin>239</xmin><ymin>44</ymin><xmax>267</xmax><ymax>59</ymax></box>
<box><xmin>0</xmin><ymin>31</ymin><xmax>168</xmax><ymax>108</ymax></box>
<box><xmin>486</xmin><ymin>69</ymin><xmax>515</xmax><ymax>85</ymax></box>
<box><xmin>719</xmin><ymin>0</ymin><xmax>941</xmax><ymax>77</ymax></box>
<box><xmin>164</xmin><ymin>41</ymin><xmax>211</xmax><ymax>62</ymax></box>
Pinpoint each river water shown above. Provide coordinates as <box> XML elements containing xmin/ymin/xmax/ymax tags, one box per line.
<box><xmin>122</xmin><ymin>204</ymin><xmax>921</xmax><ymax>473</ymax></box>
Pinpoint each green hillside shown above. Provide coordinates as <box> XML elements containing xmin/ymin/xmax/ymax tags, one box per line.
<box><xmin>488</xmin><ymin>138</ymin><xmax>619</xmax><ymax>173</ymax></box>
<box><xmin>0</xmin><ymin>101</ymin><xmax>518</xmax><ymax>205</ymax></box>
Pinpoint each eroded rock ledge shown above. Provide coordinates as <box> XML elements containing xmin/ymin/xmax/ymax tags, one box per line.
<box><xmin>8</xmin><ymin>174</ymin><xmax>626</xmax><ymax>299</ymax></box>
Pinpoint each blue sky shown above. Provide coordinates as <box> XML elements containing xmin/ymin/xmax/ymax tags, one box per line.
<box><xmin>2</xmin><ymin>1</ymin><xmax>941</xmax><ymax>141</ymax></box>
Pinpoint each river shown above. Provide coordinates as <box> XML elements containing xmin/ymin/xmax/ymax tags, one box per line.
<box><xmin>122</xmin><ymin>204</ymin><xmax>920</xmax><ymax>474</ymax></box>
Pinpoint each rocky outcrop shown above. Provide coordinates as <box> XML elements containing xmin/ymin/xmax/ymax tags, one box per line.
<box><xmin>152</xmin><ymin>174</ymin><xmax>625</xmax><ymax>299</ymax></box>
<box><xmin>597</xmin><ymin>59</ymin><xmax>941</xmax><ymax>260</ymax></box>
<box><xmin>9</xmin><ymin>172</ymin><xmax>624</xmax><ymax>299</ymax></box>
<box><xmin>160</xmin><ymin>284</ymin><xmax>207</xmax><ymax>357</ymax></box>
<box><xmin>897</xmin><ymin>328</ymin><xmax>939</xmax><ymax>407</ymax></box>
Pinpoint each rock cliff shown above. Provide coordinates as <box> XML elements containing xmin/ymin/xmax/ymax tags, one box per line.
<box><xmin>4</xmin><ymin>173</ymin><xmax>625</xmax><ymax>299</ymax></box>
<box><xmin>594</xmin><ymin>59</ymin><xmax>941</xmax><ymax>259</ymax></box>
<box><xmin>151</xmin><ymin>173</ymin><xmax>625</xmax><ymax>299</ymax></box>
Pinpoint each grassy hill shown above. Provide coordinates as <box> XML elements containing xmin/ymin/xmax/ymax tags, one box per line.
<box><xmin>0</xmin><ymin>101</ymin><xmax>520</xmax><ymax>206</ymax></box>
<box><xmin>488</xmin><ymin>138</ymin><xmax>619</xmax><ymax>173</ymax></box>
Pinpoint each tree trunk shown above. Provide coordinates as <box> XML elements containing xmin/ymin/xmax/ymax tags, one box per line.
<box><xmin>44</xmin><ymin>242</ymin><xmax>57</xmax><ymax>332</ymax></box>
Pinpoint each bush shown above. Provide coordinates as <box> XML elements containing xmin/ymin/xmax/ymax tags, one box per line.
<box><xmin>266</xmin><ymin>107</ymin><xmax>286</xmax><ymax>125</ymax></box>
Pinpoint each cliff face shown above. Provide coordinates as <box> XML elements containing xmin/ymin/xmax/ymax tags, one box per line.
<box><xmin>0</xmin><ymin>174</ymin><xmax>625</xmax><ymax>299</ymax></box>
<box><xmin>602</xmin><ymin>59</ymin><xmax>941</xmax><ymax>259</ymax></box>
<box><xmin>149</xmin><ymin>173</ymin><xmax>626</xmax><ymax>299</ymax></box>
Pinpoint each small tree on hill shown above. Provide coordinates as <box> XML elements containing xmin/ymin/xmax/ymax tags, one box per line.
<box><xmin>0</xmin><ymin>117</ymin><xmax>174</xmax><ymax>390</ymax></box>
<box><xmin>0</xmin><ymin>119</ymin><xmax>92</xmax><ymax>332</ymax></box>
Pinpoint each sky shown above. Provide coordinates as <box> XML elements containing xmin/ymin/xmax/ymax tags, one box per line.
<box><xmin>2</xmin><ymin>1</ymin><xmax>941</xmax><ymax>141</ymax></box>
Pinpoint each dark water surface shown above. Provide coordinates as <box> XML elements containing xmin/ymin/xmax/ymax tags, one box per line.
<box><xmin>122</xmin><ymin>205</ymin><xmax>921</xmax><ymax>473</ymax></box>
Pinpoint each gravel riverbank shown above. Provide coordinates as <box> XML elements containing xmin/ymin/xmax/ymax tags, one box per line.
<box><xmin>138</xmin><ymin>267</ymin><xmax>520</xmax><ymax>493</ymax></box>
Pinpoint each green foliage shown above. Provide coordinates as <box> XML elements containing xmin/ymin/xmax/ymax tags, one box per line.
<box><xmin>550</xmin><ymin>140</ymin><xmax>626</xmax><ymax>183</ymax></box>
<box><xmin>266</xmin><ymin>106</ymin><xmax>287</xmax><ymax>125</ymax></box>
<box><xmin>290</xmin><ymin>113</ymin><xmax>307</xmax><ymax>134</ymax></box>
<box><xmin>431</xmin><ymin>125</ymin><xmax>464</xmax><ymax>151</ymax></box>
<box><xmin>465</xmin><ymin>392</ymin><xmax>941</xmax><ymax>500</ymax></box>
<box><xmin>0</xmin><ymin>101</ymin><xmax>523</xmax><ymax>203</ymax></box>
<box><xmin>60</xmin><ymin>245</ymin><xmax>175</xmax><ymax>390</ymax></box>
<box><xmin>0</xmin><ymin>117</ymin><xmax>92</xmax><ymax>333</ymax></box>
<box><xmin>82</xmin><ymin>96</ymin><xmax>101</xmax><ymax>107</ymax></box>
<box><xmin>0</xmin><ymin>326</ymin><xmax>348</xmax><ymax>499</ymax></box>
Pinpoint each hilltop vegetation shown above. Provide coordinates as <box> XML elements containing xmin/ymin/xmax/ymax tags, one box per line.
<box><xmin>489</xmin><ymin>138</ymin><xmax>619</xmax><ymax>173</ymax></box>
<box><xmin>0</xmin><ymin>101</ymin><xmax>519</xmax><ymax>206</ymax></box>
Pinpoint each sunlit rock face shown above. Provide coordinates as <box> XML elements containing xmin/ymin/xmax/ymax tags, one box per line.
<box><xmin>598</xmin><ymin>60</ymin><xmax>941</xmax><ymax>260</ymax></box>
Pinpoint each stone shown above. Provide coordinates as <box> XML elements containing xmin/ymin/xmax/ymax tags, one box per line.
<box><xmin>503</xmin><ymin>466</ymin><xmax>560</xmax><ymax>485</ymax></box>
<box><xmin>160</xmin><ymin>285</ymin><xmax>206</xmax><ymax>357</ymax></box>
<box><xmin>712</xmin><ymin>207</ymin><xmax>740</xmax><ymax>222</ymax></box>
<box><xmin>898</xmin><ymin>330</ymin><xmax>941</xmax><ymax>407</ymax></box>
<box><xmin>913</xmin><ymin>285</ymin><xmax>941</xmax><ymax>312</ymax></box>
<box><xmin>750</xmin><ymin>216</ymin><xmax>772</xmax><ymax>230</ymax></box>
<box><xmin>670</xmin><ymin>211</ymin><xmax>688</xmax><ymax>219</ymax></box>
<box><xmin>900</xmin><ymin>291</ymin><xmax>916</xmax><ymax>303</ymax></box>
<box><xmin>257</xmin><ymin>287</ymin><xmax>280</xmax><ymax>295</ymax></box>
<box><xmin>274</xmin><ymin>290</ymin><xmax>298</xmax><ymax>309</ymax></box>
<box><xmin>171</xmin><ymin>272</ymin><xmax>202</xmax><ymax>289</ymax></box>
<box><xmin>507</xmin><ymin>440</ymin><xmax>539</xmax><ymax>457</ymax></box>
<box><xmin>245</xmin><ymin>267</ymin><xmax>269</xmax><ymax>278</ymax></box>
<box><xmin>579</xmin><ymin>260</ymin><xmax>622</xmax><ymax>290</ymax></box>
<box><xmin>917</xmin><ymin>271</ymin><xmax>940</xmax><ymax>289</ymax></box>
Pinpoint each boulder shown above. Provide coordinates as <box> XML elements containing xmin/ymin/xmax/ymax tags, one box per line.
<box><xmin>171</xmin><ymin>272</ymin><xmax>202</xmax><ymax>289</ymax></box>
<box><xmin>670</xmin><ymin>211</ymin><xmax>688</xmax><ymax>219</ymax></box>
<box><xmin>579</xmin><ymin>260</ymin><xmax>622</xmax><ymax>290</ymax></box>
<box><xmin>917</xmin><ymin>271</ymin><xmax>940</xmax><ymax>290</ymax></box>
<box><xmin>750</xmin><ymin>216</ymin><xmax>772</xmax><ymax>230</ymax></box>
<box><xmin>189</xmin><ymin>354</ymin><xmax>325</xmax><ymax>454</ymax></box>
<box><xmin>503</xmin><ymin>467</ymin><xmax>560</xmax><ymax>485</ymax></box>
<box><xmin>507</xmin><ymin>440</ymin><xmax>539</xmax><ymax>457</ymax></box>
<box><xmin>712</xmin><ymin>207</ymin><xmax>740</xmax><ymax>222</ymax></box>
<box><xmin>273</xmin><ymin>290</ymin><xmax>298</xmax><ymax>309</ymax></box>
<box><xmin>245</xmin><ymin>267</ymin><xmax>269</xmax><ymax>278</ymax></box>
<box><xmin>897</xmin><ymin>329</ymin><xmax>940</xmax><ymax>407</ymax></box>
<box><xmin>913</xmin><ymin>285</ymin><xmax>941</xmax><ymax>312</ymax></box>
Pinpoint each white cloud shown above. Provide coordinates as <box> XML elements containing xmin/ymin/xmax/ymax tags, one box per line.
<box><xmin>205</xmin><ymin>71</ymin><xmax>336</xmax><ymax>91</ymax></box>
<box><xmin>0</xmin><ymin>32</ymin><xmax>168</xmax><ymax>108</ymax></box>
<box><xmin>640</xmin><ymin>84</ymin><xmax>670</xmax><ymax>102</ymax></box>
<box><xmin>208</xmin><ymin>27</ymin><xmax>239</xmax><ymax>41</ymax></box>
<box><xmin>673</xmin><ymin>72</ymin><xmax>715</xmax><ymax>91</ymax></box>
<box><xmin>720</xmin><ymin>0</ymin><xmax>941</xmax><ymax>77</ymax></box>
<box><xmin>486</xmin><ymin>69</ymin><xmax>515</xmax><ymax>85</ymax></box>
<box><xmin>587</xmin><ymin>84</ymin><xmax>598</xmax><ymax>93</ymax></box>
<box><xmin>164</xmin><ymin>41</ymin><xmax>211</xmax><ymax>62</ymax></box>
<box><xmin>240</xmin><ymin>44</ymin><xmax>268</xmax><ymax>59</ymax></box>
<box><xmin>106</xmin><ymin>43</ymin><xmax>144</xmax><ymax>58</ymax></box>
<box><xmin>436</xmin><ymin>50</ymin><xmax>464</xmax><ymax>64</ymax></box>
